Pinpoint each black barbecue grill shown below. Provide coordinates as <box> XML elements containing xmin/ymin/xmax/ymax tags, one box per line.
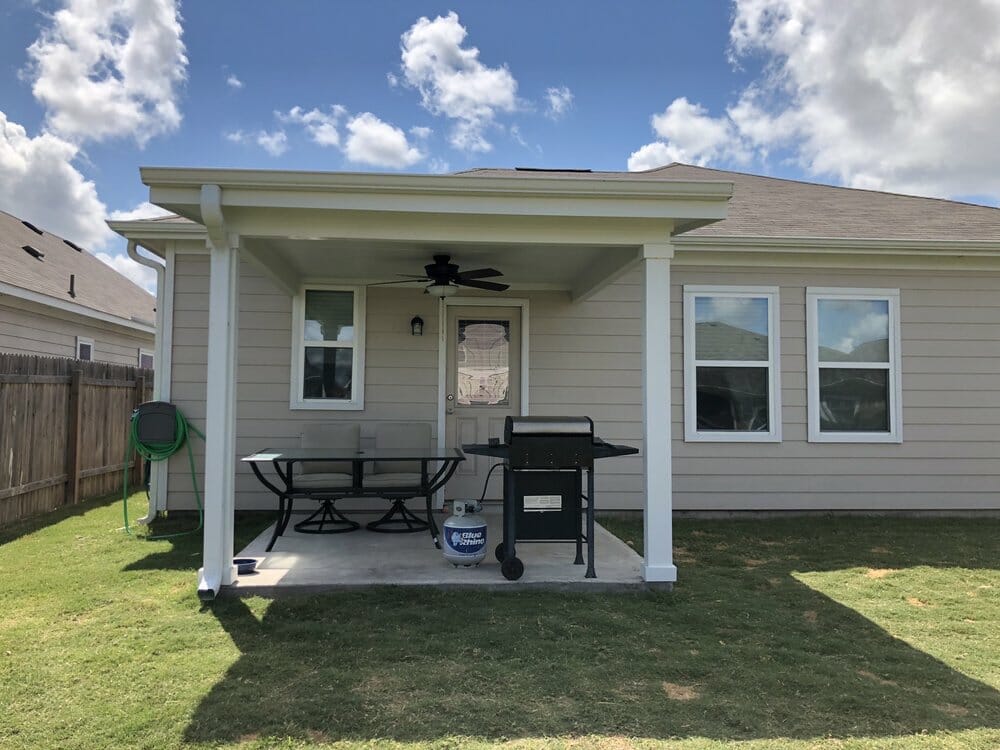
<box><xmin>464</xmin><ymin>416</ymin><xmax>638</xmax><ymax>580</ymax></box>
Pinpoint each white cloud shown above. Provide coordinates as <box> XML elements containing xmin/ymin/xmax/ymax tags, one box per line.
<box><xmin>256</xmin><ymin>129</ymin><xmax>287</xmax><ymax>157</ymax></box>
<box><xmin>409</xmin><ymin>125</ymin><xmax>432</xmax><ymax>139</ymax></box>
<box><xmin>93</xmin><ymin>250</ymin><xmax>157</xmax><ymax>293</ymax></box>
<box><xmin>279</xmin><ymin>105</ymin><xmax>345</xmax><ymax>147</ymax></box>
<box><xmin>26</xmin><ymin>0</ymin><xmax>187</xmax><ymax>146</ymax></box>
<box><xmin>544</xmin><ymin>86</ymin><xmax>573</xmax><ymax>120</ymax></box>
<box><xmin>344</xmin><ymin>112</ymin><xmax>424</xmax><ymax>168</ymax></box>
<box><xmin>108</xmin><ymin>201</ymin><xmax>171</xmax><ymax>221</ymax></box>
<box><xmin>226</xmin><ymin>73</ymin><xmax>243</xmax><ymax>89</ymax></box>
<box><xmin>628</xmin><ymin>97</ymin><xmax>747</xmax><ymax>171</ymax></box>
<box><xmin>0</xmin><ymin>110</ymin><xmax>113</xmax><ymax>248</ymax></box>
<box><xmin>225</xmin><ymin>128</ymin><xmax>288</xmax><ymax>156</ymax></box>
<box><xmin>629</xmin><ymin>0</ymin><xmax>1000</xmax><ymax>201</ymax></box>
<box><xmin>427</xmin><ymin>157</ymin><xmax>450</xmax><ymax>174</ymax></box>
<box><xmin>397</xmin><ymin>11</ymin><xmax>518</xmax><ymax>153</ymax></box>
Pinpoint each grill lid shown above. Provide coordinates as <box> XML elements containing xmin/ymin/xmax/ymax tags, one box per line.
<box><xmin>504</xmin><ymin>415</ymin><xmax>594</xmax><ymax>438</ymax></box>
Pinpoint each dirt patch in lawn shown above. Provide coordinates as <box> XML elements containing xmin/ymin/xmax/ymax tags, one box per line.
<box><xmin>866</xmin><ymin>568</ymin><xmax>897</xmax><ymax>579</ymax></box>
<box><xmin>907</xmin><ymin>597</ymin><xmax>929</xmax><ymax>607</ymax></box>
<box><xmin>662</xmin><ymin>682</ymin><xmax>700</xmax><ymax>701</ymax></box>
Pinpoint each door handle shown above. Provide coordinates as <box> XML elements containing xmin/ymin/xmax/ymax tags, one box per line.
<box><xmin>446</xmin><ymin>393</ymin><xmax>455</xmax><ymax>414</ymax></box>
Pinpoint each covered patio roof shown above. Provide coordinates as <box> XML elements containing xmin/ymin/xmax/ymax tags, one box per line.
<box><xmin>131</xmin><ymin>167</ymin><xmax>733</xmax><ymax>300</ymax></box>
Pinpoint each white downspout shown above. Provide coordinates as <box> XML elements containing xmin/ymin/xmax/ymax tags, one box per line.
<box><xmin>126</xmin><ymin>240</ymin><xmax>167</xmax><ymax>524</ymax></box>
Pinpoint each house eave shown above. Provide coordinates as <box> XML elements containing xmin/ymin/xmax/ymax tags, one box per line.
<box><xmin>0</xmin><ymin>280</ymin><xmax>156</xmax><ymax>334</ymax></box>
<box><xmin>138</xmin><ymin>167</ymin><xmax>733</xmax><ymax>226</ymax></box>
<box><xmin>107</xmin><ymin>219</ymin><xmax>207</xmax><ymax>257</ymax></box>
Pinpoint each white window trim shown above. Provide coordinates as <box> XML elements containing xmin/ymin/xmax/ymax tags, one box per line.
<box><xmin>806</xmin><ymin>287</ymin><xmax>902</xmax><ymax>444</ymax></box>
<box><xmin>683</xmin><ymin>285</ymin><xmax>782</xmax><ymax>442</ymax></box>
<box><xmin>75</xmin><ymin>336</ymin><xmax>94</xmax><ymax>362</ymax></box>
<box><xmin>138</xmin><ymin>348</ymin><xmax>154</xmax><ymax>369</ymax></box>
<box><xmin>289</xmin><ymin>284</ymin><xmax>366</xmax><ymax>410</ymax></box>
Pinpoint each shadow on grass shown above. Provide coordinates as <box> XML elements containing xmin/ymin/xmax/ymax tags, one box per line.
<box><xmin>0</xmin><ymin>491</ymin><xmax>123</xmax><ymax>546</ymax></box>
<box><xmin>121</xmin><ymin>512</ymin><xmax>274</xmax><ymax>571</ymax></box>
<box><xmin>183</xmin><ymin>517</ymin><xmax>1000</xmax><ymax>744</ymax></box>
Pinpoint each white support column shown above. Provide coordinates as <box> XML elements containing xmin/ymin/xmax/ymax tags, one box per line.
<box><xmin>641</xmin><ymin>242</ymin><xmax>676</xmax><ymax>584</ymax></box>
<box><xmin>197</xmin><ymin>235</ymin><xmax>240</xmax><ymax>599</ymax></box>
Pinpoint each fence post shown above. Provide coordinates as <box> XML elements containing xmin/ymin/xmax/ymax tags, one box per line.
<box><xmin>132</xmin><ymin>373</ymin><xmax>145</xmax><ymax>491</ymax></box>
<box><xmin>65</xmin><ymin>369</ymin><xmax>83</xmax><ymax>505</ymax></box>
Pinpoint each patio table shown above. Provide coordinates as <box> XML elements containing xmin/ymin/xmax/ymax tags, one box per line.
<box><xmin>242</xmin><ymin>447</ymin><xmax>464</xmax><ymax>553</ymax></box>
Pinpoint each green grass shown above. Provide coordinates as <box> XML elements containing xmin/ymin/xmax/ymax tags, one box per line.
<box><xmin>1</xmin><ymin>495</ymin><xmax>998</xmax><ymax>749</ymax></box>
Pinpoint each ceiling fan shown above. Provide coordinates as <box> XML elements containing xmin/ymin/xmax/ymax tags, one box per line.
<box><xmin>370</xmin><ymin>254</ymin><xmax>510</xmax><ymax>297</ymax></box>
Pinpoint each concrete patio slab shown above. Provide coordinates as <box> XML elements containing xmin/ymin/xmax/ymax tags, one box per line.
<box><xmin>227</xmin><ymin>507</ymin><xmax>646</xmax><ymax>595</ymax></box>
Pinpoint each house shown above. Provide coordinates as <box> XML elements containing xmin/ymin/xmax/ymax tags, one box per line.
<box><xmin>109</xmin><ymin>163</ymin><xmax>1000</xmax><ymax>597</ymax></box>
<box><xmin>0</xmin><ymin>209</ymin><xmax>156</xmax><ymax>365</ymax></box>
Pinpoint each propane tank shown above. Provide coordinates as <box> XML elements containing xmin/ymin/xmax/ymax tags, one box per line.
<box><xmin>442</xmin><ymin>500</ymin><xmax>487</xmax><ymax>566</ymax></box>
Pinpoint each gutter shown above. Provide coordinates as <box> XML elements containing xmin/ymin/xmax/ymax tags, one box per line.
<box><xmin>126</xmin><ymin>240</ymin><xmax>170</xmax><ymax>524</ymax></box>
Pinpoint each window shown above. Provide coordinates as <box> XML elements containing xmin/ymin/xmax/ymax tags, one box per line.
<box><xmin>138</xmin><ymin>349</ymin><xmax>154</xmax><ymax>370</ymax></box>
<box><xmin>75</xmin><ymin>337</ymin><xmax>93</xmax><ymax>361</ymax></box>
<box><xmin>807</xmin><ymin>288</ymin><xmax>901</xmax><ymax>443</ymax></box>
<box><xmin>683</xmin><ymin>286</ymin><xmax>781</xmax><ymax>442</ymax></box>
<box><xmin>290</xmin><ymin>286</ymin><xmax>365</xmax><ymax>410</ymax></box>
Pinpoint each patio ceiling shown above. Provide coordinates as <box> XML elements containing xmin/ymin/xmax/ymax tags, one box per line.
<box><xmin>242</xmin><ymin>236</ymin><xmax>637</xmax><ymax>292</ymax></box>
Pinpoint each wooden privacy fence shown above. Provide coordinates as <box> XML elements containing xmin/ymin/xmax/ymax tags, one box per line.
<box><xmin>0</xmin><ymin>353</ymin><xmax>154</xmax><ymax>526</ymax></box>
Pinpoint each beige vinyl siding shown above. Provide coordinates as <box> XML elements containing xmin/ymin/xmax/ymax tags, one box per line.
<box><xmin>528</xmin><ymin>282</ymin><xmax>644</xmax><ymax>510</ymax></box>
<box><xmin>0</xmin><ymin>297</ymin><xmax>153</xmax><ymax>365</ymax></box>
<box><xmin>671</xmin><ymin>265</ymin><xmax>1000</xmax><ymax>510</ymax></box>
<box><xmin>166</xmin><ymin>254</ymin><xmax>1000</xmax><ymax>512</ymax></box>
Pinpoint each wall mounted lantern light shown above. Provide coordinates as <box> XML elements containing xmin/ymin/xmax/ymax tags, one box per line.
<box><xmin>410</xmin><ymin>316</ymin><xmax>424</xmax><ymax>336</ymax></box>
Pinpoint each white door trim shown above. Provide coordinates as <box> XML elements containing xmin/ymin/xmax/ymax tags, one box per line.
<box><xmin>436</xmin><ymin>296</ymin><xmax>530</xmax><ymax>506</ymax></box>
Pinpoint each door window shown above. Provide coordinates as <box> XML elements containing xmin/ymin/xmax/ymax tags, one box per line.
<box><xmin>456</xmin><ymin>319</ymin><xmax>510</xmax><ymax>406</ymax></box>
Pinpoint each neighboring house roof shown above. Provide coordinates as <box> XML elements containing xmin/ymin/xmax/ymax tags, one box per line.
<box><xmin>0</xmin><ymin>208</ymin><xmax>156</xmax><ymax>327</ymax></box>
<box><xmin>459</xmin><ymin>164</ymin><xmax>1000</xmax><ymax>241</ymax></box>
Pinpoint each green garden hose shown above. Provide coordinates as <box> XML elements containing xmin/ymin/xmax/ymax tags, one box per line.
<box><xmin>122</xmin><ymin>408</ymin><xmax>205</xmax><ymax>539</ymax></box>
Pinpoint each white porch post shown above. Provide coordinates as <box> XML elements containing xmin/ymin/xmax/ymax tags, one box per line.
<box><xmin>197</xmin><ymin>229</ymin><xmax>240</xmax><ymax>599</ymax></box>
<box><xmin>641</xmin><ymin>242</ymin><xmax>676</xmax><ymax>584</ymax></box>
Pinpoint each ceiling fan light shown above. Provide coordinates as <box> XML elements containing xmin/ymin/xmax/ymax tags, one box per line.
<box><xmin>425</xmin><ymin>282</ymin><xmax>458</xmax><ymax>298</ymax></box>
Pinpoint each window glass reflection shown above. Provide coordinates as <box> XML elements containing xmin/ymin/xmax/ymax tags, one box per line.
<box><xmin>696</xmin><ymin>366</ymin><xmax>769</xmax><ymax>431</ymax></box>
<box><xmin>303</xmin><ymin>347</ymin><xmax>353</xmax><ymax>400</ymax></box>
<box><xmin>819</xmin><ymin>368</ymin><xmax>889</xmax><ymax>432</ymax></box>
<box><xmin>304</xmin><ymin>290</ymin><xmax>354</xmax><ymax>342</ymax></box>
<box><xmin>694</xmin><ymin>296</ymin><xmax>769</xmax><ymax>361</ymax></box>
<box><xmin>817</xmin><ymin>299</ymin><xmax>889</xmax><ymax>362</ymax></box>
<box><xmin>457</xmin><ymin>319</ymin><xmax>510</xmax><ymax>405</ymax></box>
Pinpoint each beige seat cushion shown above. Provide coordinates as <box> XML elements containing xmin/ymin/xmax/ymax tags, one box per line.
<box><xmin>372</xmin><ymin>422</ymin><xmax>432</xmax><ymax>475</ymax></box>
<box><xmin>299</xmin><ymin>422</ymin><xmax>360</xmax><ymax>475</ymax></box>
<box><xmin>363</xmin><ymin>473</ymin><xmax>424</xmax><ymax>488</ymax></box>
<box><xmin>293</xmin><ymin>472</ymin><xmax>355</xmax><ymax>489</ymax></box>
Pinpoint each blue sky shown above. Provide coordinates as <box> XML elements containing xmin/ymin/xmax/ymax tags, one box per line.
<box><xmin>2</xmin><ymin>1</ymin><xmax>999</xmax><ymax>291</ymax></box>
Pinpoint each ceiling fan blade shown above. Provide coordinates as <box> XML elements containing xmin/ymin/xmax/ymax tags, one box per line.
<box><xmin>396</xmin><ymin>274</ymin><xmax>430</xmax><ymax>278</ymax></box>
<box><xmin>367</xmin><ymin>279</ymin><xmax>428</xmax><ymax>286</ymax></box>
<box><xmin>456</xmin><ymin>268</ymin><xmax>503</xmax><ymax>281</ymax></box>
<box><xmin>455</xmin><ymin>279</ymin><xmax>510</xmax><ymax>292</ymax></box>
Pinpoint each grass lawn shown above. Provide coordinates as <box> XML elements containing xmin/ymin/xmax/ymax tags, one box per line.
<box><xmin>1</xmin><ymin>495</ymin><xmax>998</xmax><ymax>749</ymax></box>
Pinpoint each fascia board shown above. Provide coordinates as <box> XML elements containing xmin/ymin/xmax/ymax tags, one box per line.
<box><xmin>140</xmin><ymin>168</ymin><xmax>733</xmax><ymax>221</ymax></box>
<box><xmin>673</xmin><ymin>234</ymin><xmax>1000</xmax><ymax>255</ymax></box>
<box><xmin>0</xmin><ymin>280</ymin><xmax>156</xmax><ymax>334</ymax></box>
<box><xmin>107</xmin><ymin>220</ymin><xmax>207</xmax><ymax>257</ymax></box>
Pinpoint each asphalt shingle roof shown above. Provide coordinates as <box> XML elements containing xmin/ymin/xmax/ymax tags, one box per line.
<box><xmin>459</xmin><ymin>164</ymin><xmax>1000</xmax><ymax>241</ymax></box>
<box><xmin>0</xmin><ymin>209</ymin><xmax>155</xmax><ymax>325</ymax></box>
